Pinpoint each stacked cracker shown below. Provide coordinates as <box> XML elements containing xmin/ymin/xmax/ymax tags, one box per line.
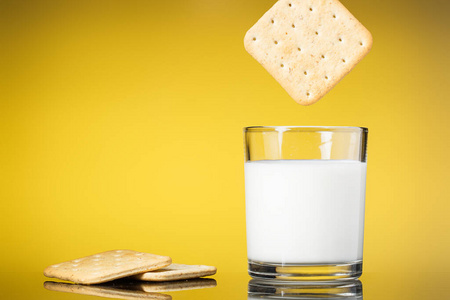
<box><xmin>44</xmin><ymin>250</ymin><xmax>216</xmax><ymax>285</ymax></box>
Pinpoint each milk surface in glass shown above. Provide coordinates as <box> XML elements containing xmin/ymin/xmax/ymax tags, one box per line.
<box><xmin>245</xmin><ymin>159</ymin><xmax>366</xmax><ymax>264</ymax></box>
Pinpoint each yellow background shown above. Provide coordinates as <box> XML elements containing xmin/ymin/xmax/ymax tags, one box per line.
<box><xmin>1</xmin><ymin>0</ymin><xmax>449</xmax><ymax>276</ymax></box>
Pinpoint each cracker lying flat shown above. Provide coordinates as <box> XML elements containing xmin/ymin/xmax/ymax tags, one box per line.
<box><xmin>244</xmin><ymin>0</ymin><xmax>373</xmax><ymax>105</ymax></box>
<box><xmin>44</xmin><ymin>281</ymin><xmax>171</xmax><ymax>300</ymax></box>
<box><xmin>44</xmin><ymin>250</ymin><xmax>172</xmax><ymax>284</ymax></box>
<box><xmin>133</xmin><ymin>263</ymin><xmax>217</xmax><ymax>282</ymax></box>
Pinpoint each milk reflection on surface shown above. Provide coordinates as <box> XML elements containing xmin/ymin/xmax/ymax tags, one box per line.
<box><xmin>247</xmin><ymin>279</ymin><xmax>362</xmax><ymax>299</ymax></box>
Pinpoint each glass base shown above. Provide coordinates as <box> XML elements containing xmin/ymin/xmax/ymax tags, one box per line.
<box><xmin>248</xmin><ymin>279</ymin><xmax>362</xmax><ymax>299</ymax></box>
<box><xmin>248</xmin><ymin>260</ymin><xmax>362</xmax><ymax>282</ymax></box>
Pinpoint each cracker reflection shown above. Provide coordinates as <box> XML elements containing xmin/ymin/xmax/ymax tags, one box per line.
<box><xmin>248</xmin><ymin>279</ymin><xmax>362</xmax><ymax>299</ymax></box>
<box><xmin>44</xmin><ymin>281</ymin><xmax>171</xmax><ymax>300</ymax></box>
<box><xmin>103</xmin><ymin>278</ymin><xmax>217</xmax><ymax>292</ymax></box>
<box><xmin>44</xmin><ymin>278</ymin><xmax>217</xmax><ymax>299</ymax></box>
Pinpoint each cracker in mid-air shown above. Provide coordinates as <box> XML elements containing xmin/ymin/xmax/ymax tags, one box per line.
<box><xmin>244</xmin><ymin>0</ymin><xmax>373</xmax><ymax>105</ymax></box>
<box><xmin>43</xmin><ymin>250</ymin><xmax>172</xmax><ymax>284</ymax></box>
<box><xmin>133</xmin><ymin>263</ymin><xmax>217</xmax><ymax>282</ymax></box>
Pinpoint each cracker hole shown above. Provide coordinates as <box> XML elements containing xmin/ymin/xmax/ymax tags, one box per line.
<box><xmin>360</xmin><ymin>42</ymin><xmax>364</xmax><ymax>46</ymax></box>
<box><xmin>309</xmin><ymin>7</ymin><xmax>313</xmax><ymax>11</ymax></box>
<box><xmin>325</xmin><ymin>76</ymin><xmax>329</xmax><ymax>80</ymax></box>
<box><xmin>321</xmin><ymin>55</ymin><xmax>325</xmax><ymax>59</ymax></box>
<box><xmin>342</xmin><ymin>59</ymin><xmax>346</xmax><ymax>63</ymax></box>
<box><xmin>306</xmin><ymin>92</ymin><xmax>311</xmax><ymax>97</ymax></box>
<box><xmin>274</xmin><ymin>41</ymin><xmax>278</xmax><ymax>44</ymax></box>
<box><xmin>339</xmin><ymin>38</ymin><xmax>343</xmax><ymax>42</ymax></box>
<box><xmin>298</xmin><ymin>47</ymin><xmax>301</xmax><ymax>51</ymax></box>
<box><xmin>280</xmin><ymin>63</ymin><xmax>284</xmax><ymax>68</ymax></box>
<box><xmin>292</xmin><ymin>24</ymin><xmax>295</xmax><ymax>28</ymax></box>
<box><xmin>252</xmin><ymin>37</ymin><xmax>256</xmax><ymax>41</ymax></box>
<box><xmin>304</xmin><ymin>71</ymin><xmax>308</xmax><ymax>75</ymax></box>
<box><xmin>333</xmin><ymin>14</ymin><xmax>336</xmax><ymax>18</ymax></box>
<box><xmin>315</xmin><ymin>31</ymin><xmax>319</xmax><ymax>35</ymax></box>
<box><xmin>289</xmin><ymin>3</ymin><xmax>292</xmax><ymax>7</ymax></box>
<box><xmin>271</xmin><ymin>19</ymin><xmax>274</xmax><ymax>24</ymax></box>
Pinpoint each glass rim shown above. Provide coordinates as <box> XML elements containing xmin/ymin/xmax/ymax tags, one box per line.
<box><xmin>244</xmin><ymin>126</ymin><xmax>368</xmax><ymax>133</ymax></box>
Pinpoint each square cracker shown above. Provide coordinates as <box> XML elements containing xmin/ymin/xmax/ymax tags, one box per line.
<box><xmin>133</xmin><ymin>263</ymin><xmax>217</xmax><ymax>282</ymax></box>
<box><xmin>44</xmin><ymin>281</ymin><xmax>171</xmax><ymax>300</ymax></box>
<box><xmin>244</xmin><ymin>0</ymin><xmax>373</xmax><ymax>105</ymax></box>
<box><xmin>44</xmin><ymin>250</ymin><xmax>172</xmax><ymax>284</ymax></box>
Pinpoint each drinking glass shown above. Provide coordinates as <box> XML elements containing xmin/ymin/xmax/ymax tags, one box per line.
<box><xmin>244</xmin><ymin>126</ymin><xmax>368</xmax><ymax>281</ymax></box>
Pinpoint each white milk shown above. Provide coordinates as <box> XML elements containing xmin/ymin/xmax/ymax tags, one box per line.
<box><xmin>245</xmin><ymin>160</ymin><xmax>366</xmax><ymax>264</ymax></box>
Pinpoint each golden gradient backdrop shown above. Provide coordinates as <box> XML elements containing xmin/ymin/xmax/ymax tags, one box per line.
<box><xmin>1</xmin><ymin>0</ymin><xmax>449</xmax><ymax>275</ymax></box>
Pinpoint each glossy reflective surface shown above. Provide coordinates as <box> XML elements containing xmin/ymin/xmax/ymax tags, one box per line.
<box><xmin>2</xmin><ymin>271</ymin><xmax>448</xmax><ymax>300</ymax></box>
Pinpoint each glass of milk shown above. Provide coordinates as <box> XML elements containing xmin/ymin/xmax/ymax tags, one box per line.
<box><xmin>244</xmin><ymin>126</ymin><xmax>368</xmax><ymax>281</ymax></box>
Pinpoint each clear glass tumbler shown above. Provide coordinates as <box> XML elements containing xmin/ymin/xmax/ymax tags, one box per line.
<box><xmin>244</xmin><ymin>126</ymin><xmax>368</xmax><ymax>281</ymax></box>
